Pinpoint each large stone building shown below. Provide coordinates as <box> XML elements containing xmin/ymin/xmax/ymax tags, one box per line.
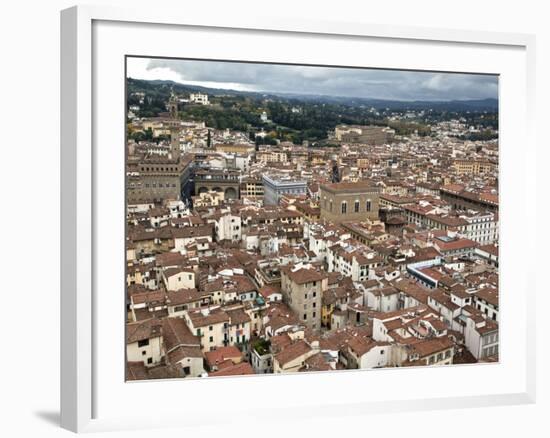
<box><xmin>127</xmin><ymin>129</ymin><xmax>193</xmax><ymax>204</ymax></box>
<box><xmin>440</xmin><ymin>184</ymin><xmax>498</xmax><ymax>213</ymax></box>
<box><xmin>333</xmin><ymin>124</ymin><xmax>395</xmax><ymax>145</ymax></box>
<box><xmin>262</xmin><ymin>174</ymin><xmax>307</xmax><ymax>205</ymax></box>
<box><xmin>240</xmin><ymin>177</ymin><xmax>264</xmax><ymax>199</ymax></box>
<box><xmin>194</xmin><ymin>168</ymin><xmax>241</xmax><ymax>200</ymax></box>
<box><xmin>320</xmin><ymin>181</ymin><xmax>381</xmax><ymax>223</ymax></box>
<box><xmin>452</xmin><ymin>159</ymin><xmax>496</xmax><ymax>176</ymax></box>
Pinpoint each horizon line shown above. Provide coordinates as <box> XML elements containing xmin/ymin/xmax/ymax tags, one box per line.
<box><xmin>127</xmin><ymin>77</ymin><xmax>499</xmax><ymax>105</ymax></box>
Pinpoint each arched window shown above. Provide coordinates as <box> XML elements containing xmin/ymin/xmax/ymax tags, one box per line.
<box><xmin>354</xmin><ymin>200</ymin><xmax>360</xmax><ymax>213</ymax></box>
<box><xmin>341</xmin><ymin>201</ymin><xmax>347</xmax><ymax>214</ymax></box>
<box><xmin>366</xmin><ymin>199</ymin><xmax>372</xmax><ymax>212</ymax></box>
<box><xmin>329</xmin><ymin>200</ymin><xmax>333</xmax><ymax>212</ymax></box>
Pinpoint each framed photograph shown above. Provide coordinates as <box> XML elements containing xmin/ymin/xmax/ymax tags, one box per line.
<box><xmin>61</xmin><ymin>5</ymin><xmax>536</xmax><ymax>433</ymax></box>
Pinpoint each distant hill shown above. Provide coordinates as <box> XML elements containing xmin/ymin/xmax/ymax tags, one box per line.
<box><xmin>127</xmin><ymin>78</ymin><xmax>498</xmax><ymax>112</ymax></box>
<box><xmin>268</xmin><ymin>93</ymin><xmax>498</xmax><ymax>111</ymax></box>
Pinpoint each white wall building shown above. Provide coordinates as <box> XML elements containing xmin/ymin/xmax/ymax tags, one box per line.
<box><xmin>214</xmin><ymin>212</ymin><xmax>242</xmax><ymax>242</ymax></box>
<box><xmin>464</xmin><ymin>314</ymin><xmax>499</xmax><ymax>360</ymax></box>
<box><xmin>460</xmin><ymin>211</ymin><xmax>499</xmax><ymax>244</ymax></box>
<box><xmin>189</xmin><ymin>92</ymin><xmax>209</xmax><ymax>105</ymax></box>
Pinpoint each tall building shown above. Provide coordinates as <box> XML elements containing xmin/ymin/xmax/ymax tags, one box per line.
<box><xmin>281</xmin><ymin>266</ymin><xmax>328</xmax><ymax>331</ymax></box>
<box><xmin>126</xmin><ymin>128</ymin><xmax>192</xmax><ymax>204</ymax></box>
<box><xmin>320</xmin><ymin>181</ymin><xmax>380</xmax><ymax>223</ymax></box>
<box><xmin>167</xmin><ymin>90</ymin><xmax>178</xmax><ymax>119</ymax></box>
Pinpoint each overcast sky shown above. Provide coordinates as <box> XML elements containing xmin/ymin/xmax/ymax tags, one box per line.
<box><xmin>127</xmin><ymin>57</ymin><xmax>498</xmax><ymax>102</ymax></box>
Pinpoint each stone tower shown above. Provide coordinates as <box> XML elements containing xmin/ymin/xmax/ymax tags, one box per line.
<box><xmin>168</xmin><ymin>90</ymin><xmax>178</xmax><ymax>119</ymax></box>
<box><xmin>170</xmin><ymin>128</ymin><xmax>181</xmax><ymax>161</ymax></box>
<box><xmin>331</xmin><ymin>161</ymin><xmax>340</xmax><ymax>183</ymax></box>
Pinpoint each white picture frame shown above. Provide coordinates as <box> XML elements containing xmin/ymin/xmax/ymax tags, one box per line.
<box><xmin>60</xmin><ymin>4</ymin><xmax>536</xmax><ymax>433</ymax></box>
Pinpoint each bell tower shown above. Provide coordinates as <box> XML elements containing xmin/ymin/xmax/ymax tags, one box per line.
<box><xmin>170</xmin><ymin>128</ymin><xmax>181</xmax><ymax>161</ymax></box>
<box><xmin>331</xmin><ymin>161</ymin><xmax>340</xmax><ymax>183</ymax></box>
<box><xmin>168</xmin><ymin>89</ymin><xmax>178</xmax><ymax>119</ymax></box>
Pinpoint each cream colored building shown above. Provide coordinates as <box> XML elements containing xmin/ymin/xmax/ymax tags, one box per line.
<box><xmin>453</xmin><ymin>159</ymin><xmax>495</xmax><ymax>175</ymax></box>
<box><xmin>257</xmin><ymin>149</ymin><xmax>288</xmax><ymax>163</ymax></box>
<box><xmin>126</xmin><ymin>319</ymin><xmax>163</xmax><ymax>367</ymax></box>
<box><xmin>215</xmin><ymin>143</ymin><xmax>255</xmax><ymax>154</ymax></box>
<box><xmin>162</xmin><ymin>267</ymin><xmax>196</xmax><ymax>291</ymax></box>
<box><xmin>184</xmin><ymin>307</ymin><xmax>230</xmax><ymax>352</ymax></box>
<box><xmin>192</xmin><ymin>190</ymin><xmax>225</xmax><ymax>207</ymax></box>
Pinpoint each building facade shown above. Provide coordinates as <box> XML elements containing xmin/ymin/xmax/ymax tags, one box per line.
<box><xmin>194</xmin><ymin>168</ymin><xmax>241</xmax><ymax>200</ymax></box>
<box><xmin>127</xmin><ymin>129</ymin><xmax>193</xmax><ymax>204</ymax></box>
<box><xmin>189</xmin><ymin>92</ymin><xmax>209</xmax><ymax>105</ymax></box>
<box><xmin>453</xmin><ymin>159</ymin><xmax>496</xmax><ymax>176</ymax></box>
<box><xmin>334</xmin><ymin>124</ymin><xmax>395</xmax><ymax>145</ymax></box>
<box><xmin>320</xmin><ymin>181</ymin><xmax>380</xmax><ymax>223</ymax></box>
<box><xmin>262</xmin><ymin>174</ymin><xmax>307</xmax><ymax>205</ymax></box>
<box><xmin>280</xmin><ymin>266</ymin><xmax>327</xmax><ymax>331</ymax></box>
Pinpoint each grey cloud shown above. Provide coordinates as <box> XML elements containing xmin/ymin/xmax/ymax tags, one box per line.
<box><xmin>145</xmin><ymin>58</ymin><xmax>498</xmax><ymax>101</ymax></box>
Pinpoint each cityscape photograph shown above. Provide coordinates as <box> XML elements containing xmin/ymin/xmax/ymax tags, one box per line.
<box><xmin>125</xmin><ymin>57</ymin><xmax>499</xmax><ymax>380</ymax></box>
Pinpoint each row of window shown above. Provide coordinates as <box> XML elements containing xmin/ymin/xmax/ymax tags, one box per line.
<box><xmin>203</xmin><ymin>334</ymin><xmax>247</xmax><ymax>344</ymax></box>
<box><xmin>281</xmin><ymin>188</ymin><xmax>305</xmax><ymax>194</ymax></box>
<box><xmin>476</xmin><ymin>303</ymin><xmax>498</xmax><ymax>320</ymax></box>
<box><xmin>332</xmin><ymin>200</ymin><xmax>372</xmax><ymax>214</ymax></box>
<box><xmin>483</xmin><ymin>332</ymin><xmax>499</xmax><ymax>345</ymax></box>
<box><xmin>482</xmin><ymin>344</ymin><xmax>498</xmax><ymax>358</ymax></box>
<box><xmin>427</xmin><ymin>349</ymin><xmax>452</xmax><ymax>364</ymax></box>
<box><xmin>469</xmin><ymin>223</ymin><xmax>493</xmax><ymax>230</ymax></box>
<box><xmin>196</xmin><ymin>321</ymin><xmax>248</xmax><ymax>337</ymax></box>
<box><xmin>144</xmin><ymin>183</ymin><xmax>177</xmax><ymax>188</ymax></box>
<box><xmin>141</xmin><ymin>167</ymin><xmax>178</xmax><ymax>172</ymax></box>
